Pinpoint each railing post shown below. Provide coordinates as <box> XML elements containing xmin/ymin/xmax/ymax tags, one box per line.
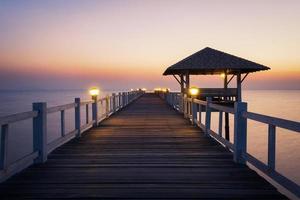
<box><xmin>268</xmin><ymin>124</ymin><xmax>276</xmax><ymax>170</ymax></box>
<box><xmin>105</xmin><ymin>95</ymin><xmax>109</xmax><ymax>117</ymax></box>
<box><xmin>170</xmin><ymin>93</ymin><xmax>174</xmax><ymax>108</ymax></box>
<box><xmin>60</xmin><ymin>110</ymin><xmax>65</xmax><ymax>137</ymax></box>
<box><xmin>128</xmin><ymin>91</ymin><xmax>130</xmax><ymax>103</ymax></box>
<box><xmin>125</xmin><ymin>92</ymin><xmax>129</xmax><ymax>105</ymax></box>
<box><xmin>233</xmin><ymin>102</ymin><xmax>247</xmax><ymax>164</ymax></box>
<box><xmin>183</xmin><ymin>96</ymin><xmax>188</xmax><ymax>118</ymax></box>
<box><xmin>86</xmin><ymin>104</ymin><xmax>89</xmax><ymax>124</ymax></box>
<box><xmin>92</xmin><ymin>95</ymin><xmax>98</xmax><ymax>127</ymax></box>
<box><xmin>33</xmin><ymin>102</ymin><xmax>47</xmax><ymax>163</ymax></box>
<box><xmin>192</xmin><ymin>98</ymin><xmax>197</xmax><ymax>125</ymax></box>
<box><xmin>75</xmin><ymin>98</ymin><xmax>81</xmax><ymax>137</ymax></box>
<box><xmin>118</xmin><ymin>92</ymin><xmax>122</xmax><ymax>109</ymax></box>
<box><xmin>218</xmin><ymin>111</ymin><xmax>223</xmax><ymax>136</ymax></box>
<box><xmin>112</xmin><ymin>93</ymin><xmax>116</xmax><ymax>113</ymax></box>
<box><xmin>205</xmin><ymin>97</ymin><xmax>212</xmax><ymax>136</ymax></box>
<box><xmin>179</xmin><ymin>94</ymin><xmax>183</xmax><ymax>113</ymax></box>
<box><xmin>198</xmin><ymin>104</ymin><xmax>202</xmax><ymax>124</ymax></box>
<box><xmin>166</xmin><ymin>93</ymin><xmax>168</xmax><ymax>104</ymax></box>
<box><xmin>0</xmin><ymin>124</ymin><xmax>8</xmax><ymax>170</ymax></box>
<box><xmin>122</xmin><ymin>92</ymin><xmax>126</xmax><ymax>107</ymax></box>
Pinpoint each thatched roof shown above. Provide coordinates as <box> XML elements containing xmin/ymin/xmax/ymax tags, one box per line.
<box><xmin>163</xmin><ymin>47</ymin><xmax>270</xmax><ymax>75</ymax></box>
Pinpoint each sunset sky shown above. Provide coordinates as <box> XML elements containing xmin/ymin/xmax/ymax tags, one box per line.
<box><xmin>0</xmin><ymin>0</ymin><xmax>299</xmax><ymax>90</ymax></box>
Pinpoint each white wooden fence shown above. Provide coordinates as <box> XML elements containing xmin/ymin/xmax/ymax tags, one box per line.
<box><xmin>161</xmin><ymin>91</ymin><xmax>300</xmax><ymax>198</ymax></box>
<box><xmin>0</xmin><ymin>90</ymin><xmax>143</xmax><ymax>182</ymax></box>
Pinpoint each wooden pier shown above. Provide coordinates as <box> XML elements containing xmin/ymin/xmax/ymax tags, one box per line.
<box><xmin>0</xmin><ymin>93</ymin><xmax>289</xmax><ymax>199</ymax></box>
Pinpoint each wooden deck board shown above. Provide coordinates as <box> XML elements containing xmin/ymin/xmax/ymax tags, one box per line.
<box><xmin>0</xmin><ymin>93</ymin><xmax>287</xmax><ymax>199</ymax></box>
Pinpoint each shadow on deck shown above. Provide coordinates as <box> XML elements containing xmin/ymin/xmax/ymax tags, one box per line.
<box><xmin>0</xmin><ymin>93</ymin><xmax>287</xmax><ymax>199</ymax></box>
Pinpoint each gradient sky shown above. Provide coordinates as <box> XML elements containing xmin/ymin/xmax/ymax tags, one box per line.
<box><xmin>0</xmin><ymin>0</ymin><xmax>299</xmax><ymax>90</ymax></box>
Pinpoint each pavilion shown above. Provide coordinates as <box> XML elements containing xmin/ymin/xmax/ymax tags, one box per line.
<box><xmin>163</xmin><ymin>47</ymin><xmax>270</xmax><ymax>102</ymax></box>
<box><xmin>163</xmin><ymin>47</ymin><xmax>270</xmax><ymax>140</ymax></box>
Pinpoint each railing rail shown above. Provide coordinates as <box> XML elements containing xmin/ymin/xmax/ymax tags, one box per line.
<box><xmin>0</xmin><ymin>90</ymin><xmax>143</xmax><ymax>182</ymax></box>
<box><xmin>161</xmin><ymin>91</ymin><xmax>300</xmax><ymax>198</ymax></box>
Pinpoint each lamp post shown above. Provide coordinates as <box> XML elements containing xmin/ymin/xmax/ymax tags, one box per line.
<box><xmin>188</xmin><ymin>87</ymin><xmax>199</xmax><ymax>121</ymax></box>
<box><xmin>89</xmin><ymin>87</ymin><xmax>99</xmax><ymax>127</ymax></box>
<box><xmin>189</xmin><ymin>87</ymin><xmax>199</xmax><ymax>97</ymax></box>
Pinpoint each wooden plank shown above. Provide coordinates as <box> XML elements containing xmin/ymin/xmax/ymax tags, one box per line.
<box><xmin>0</xmin><ymin>94</ymin><xmax>288</xmax><ymax>199</ymax></box>
<box><xmin>244</xmin><ymin>152</ymin><xmax>300</xmax><ymax>197</ymax></box>
<box><xmin>207</xmin><ymin>129</ymin><xmax>234</xmax><ymax>151</ymax></box>
<box><xmin>47</xmin><ymin>130</ymin><xmax>77</xmax><ymax>154</ymax></box>
<box><xmin>0</xmin><ymin>151</ymin><xmax>38</xmax><ymax>183</ymax></box>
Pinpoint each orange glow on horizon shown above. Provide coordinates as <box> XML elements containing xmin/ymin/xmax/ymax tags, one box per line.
<box><xmin>0</xmin><ymin>1</ymin><xmax>299</xmax><ymax>90</ymax></box>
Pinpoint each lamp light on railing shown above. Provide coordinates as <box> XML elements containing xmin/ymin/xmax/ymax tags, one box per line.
<box><xmin>89</xmin><ymin>87</ymin><xmax>99</xmax><ymax>97</ymax></box>
<box><xmin>189</xmin><ymin>87</ymin><xmax>199</xmax><ymax>96</ymax></box>
<box><xmin>220</xmin><ymin>73</ymin><xmax>226</xmax><ymax>79</ymax></box>
<box><xmin>162</xmin><ymin>88</ymin><xmax>169</xmax><ymax>93</ymax></box>
<box><xmin>154</xmin><ymin>88</ymin><xmax>162</xmax><ymax>92</ymax></box>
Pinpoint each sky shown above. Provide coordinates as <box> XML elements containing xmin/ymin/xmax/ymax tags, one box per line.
<box><xmin>0</xmin><ymin>0</ymin><xmax>299</xmax><ymax>91</ymax></box>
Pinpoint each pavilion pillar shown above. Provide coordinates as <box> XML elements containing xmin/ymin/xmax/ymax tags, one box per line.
<box><xmin>237</xmin><ymin>72</ymin><xmax>242</xmax><ymax>102</ymax></box>
<box><xmin>185</xmin><ymin>73</ymin><xmax>190</xmax><ymax>94</ymax></box>
<box><xmin>180</xmin><ymin>74</ymin><xmax>185</xmax><ymax>113</ymax></box>
<box><xmin>180</xmin><ymin>74</ymin><xmax>184</xmax><ymax>94</ymax></box>
<box><xmin>224</xmin><ymin>71</ymin><xmax>230</xmax><ymax>141</ymax></box>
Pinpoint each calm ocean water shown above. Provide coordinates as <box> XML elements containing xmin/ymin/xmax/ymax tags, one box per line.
<box><xmin>0</xmin><ymin>90</ymin><xmax>299</xmax><ymax>195</ymax></box>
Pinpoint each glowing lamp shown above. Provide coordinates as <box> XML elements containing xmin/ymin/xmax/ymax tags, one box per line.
<box><xmin>142</xmin><ymin>88</ymin><xmax>147</xmax><ymax>91</ymax></box>
<box><xmin>189</xmin><ymin>87</ymin><xmax>199</xmax><ymax>96</ymax></box>
<box><xmin>220</xmin><ymin>73</ymin><xmax>226</xmax><ymax>79</ymax></box>
<box><xmin>89</xmin><ymin>87</ymin><xmax>99</xmax><ymax>96</ymax></box>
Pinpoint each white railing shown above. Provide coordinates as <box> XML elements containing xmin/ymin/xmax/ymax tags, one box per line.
<box><xmin>161</xmin><ymin>91</ymin><xmax>300</xmax><ymax>198</ymax></box>
<box><xmin>0</xmin><ymin>90</ymin><xmax>143</xmax><ymax>182</ymax></box>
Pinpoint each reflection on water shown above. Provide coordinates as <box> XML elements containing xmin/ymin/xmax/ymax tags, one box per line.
<box><xmin>0</xmin><ymin>90</ymin><xmax>300</xmax><ymax>188</ymax></box>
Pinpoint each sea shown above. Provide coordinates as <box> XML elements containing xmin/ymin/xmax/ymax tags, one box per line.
<box><xmin>0</xmin><ymin>89</ymin><xmax>299</xmax><ymax>198</ymax></box>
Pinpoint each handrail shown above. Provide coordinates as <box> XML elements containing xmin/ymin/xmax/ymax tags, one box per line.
<box><xmin>193</xmin><ymin>99</ymin><xmax>206</xmax><ymax>106</ymax></box>
<box><xmin>209</xmin><ymin>103</ymin><xmax>235</xmax><ymax>114</ymax></box>
<box><xmin>47</xmin><ymin>103</ymin><xmax>77</xmax><ymax>114</ymax></box>
<box><xmin>0</xmin><ymin>90</ymin><xmax>144</xmax><ymax>183</ymax></box>
<box><xmin>80</xmin><ymin>100</ymin><xmax>94</xmax><ymax>105</ymax></box>
<box><xmin>161</xmin><ymin>91</ymin><xmax>300</xmax><ymax>198</ymax></box>
<box><xmin>0</xmin><ymin>111</ymin><xmax>38</xmax><ymax>126</ymax></box>
<box><xmin>243</xmin><ymin>111</ymin><xmax>300</xmax><ymax>132</ymax></box>
<box><xmin>97</xmin><ymin>97</ymin><xmax>106</xmax><ymax>102</ymax></box>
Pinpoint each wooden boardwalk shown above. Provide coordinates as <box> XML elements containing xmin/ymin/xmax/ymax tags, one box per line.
<box><xmin>0</xmin><ymin>94</ymin><xmax>287</xmax><ymax>199</ymax></box>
